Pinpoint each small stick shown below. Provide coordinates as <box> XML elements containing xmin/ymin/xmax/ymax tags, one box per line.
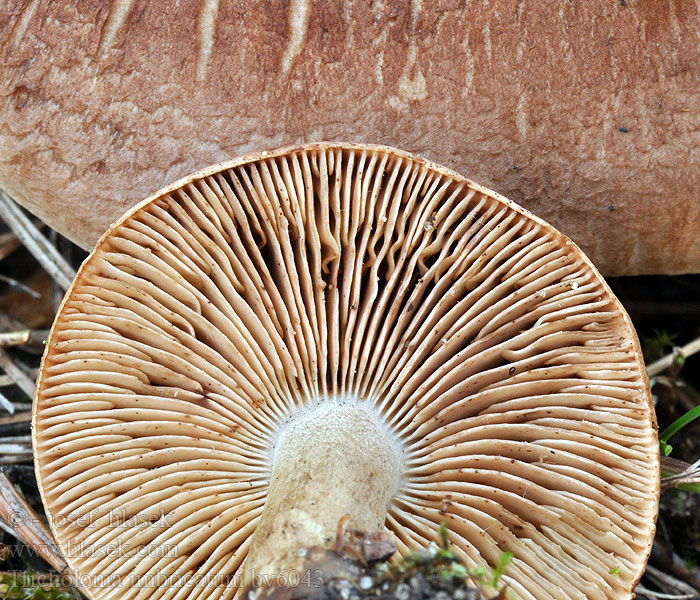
<box><xmin>0</xmin><ymin>412</ymin><xmax>31</xmax><ymax>425</ymax></box>
<box><xmin>0</xmin><ymin>519</ymin><xmax>14</xmax><ymax>537</ymax></box>
<box><xmin>0</xmin><ymin>348</ymin><xmax>35</xmax><ymax>400</ymax></box>
<box><xmin>0</xmin><ymin>435</ymin><xmax>31</xmax><ymax>443</ymax></box>
<box><xmin>0</xmin><ymin>391</ymin><xmax>14</xmax><ymax>415</ymax></box>
<box><xmin>0</xmin><ymin>274</ymin><xmax>41</xmax><ymax>299</ymax></box>
<box><xmin>661</xmin><ymin>455</ymin><xmax>694</xmax><ymax>475</ymax></box>
<box><xmin>0</xmin><ymin>475</ymin><xmax>84</xmax><ymax>600</ymax></box>
<box><xmin>661</xmin><ymin>457</ymin><xmax>700</xmax><ymax>491</ymax></box>
<box><xmin>0</xmin><ymin>455</ymin><xmax>33</xmax><ymax>465</ymax></box>
<box><xmin>0</xmin><ymin>330</ymin><xmax>30</xmax><ymax>347</ymax></box>
<box><xmin>0</xmin><ymin>442</ymin><xmax>32</xmax><ymax>455</ymax></box>
<box><xmin>0</xmin><ymin>319</ymin><xmax>49</xmax><ymax>354</ymax></box>
<box><xmin>647</xmin><ymin>335</ymin><xmax>700</xmax><ymax>377</ymax></box>
<box><xmin>0</xmin><ymin>329</ymin><xmax>48</xmax><ymax>353</ymax></box>
<box><xmin>641</xmin><ymin>563</ymin><xmax>700</xmax><ymax>597</ymax></box>
<box><xmin>0</xmin><ymin>189</ymin><xmax>75</xmax><ymax>291</ymax></box>
<box><xmin>0</xmin><ymin>412</ymin><xmax>32</xmax><ymax>437</ymax></box>
<box><xmin>0</xmin><ymin>472</ymin><xmax>68</xmax><ymax>574</ymax></box>
<box><xmin>0</xmin><ymin>231</ymin><xmax>20</xmax><ymax>261</ymax></box>
<box><xmin>634</xmin><ymin>585</ymin><xmax>695</xmax><ymax>599</ymax></box>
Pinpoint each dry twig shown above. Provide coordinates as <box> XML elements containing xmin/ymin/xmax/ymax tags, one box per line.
<box><xmin>0</xmin><ymin>189</ymin><xmax>75</xmax><ymax>291</ymax></box>
<box><xmin>648</xmin><ymin>336</ymin><xmax>700</xmax><ymax>377</ymax></box>
<box><xmin>0</xmin><ymin>329</ymin><xmax>48</xmax><ymax>352</ymax></box>
<box><xmin>635</xmin><ymin>586</ymin><xmax>697</xmax><ymax>599</ymax></box>
<box><xmin>0</xmin><ymin>412</ymin><xmax>31</xmax><ymax>439</ymax></box>
<box><xmin>0</xmin><ymin>231</ymin><xmax>20</xmax><ymax>261</ymax></box>
<box><xmin>0</xmin><ymin>433</ymin><xmax>32</xmax><ymax>465</ymax></box>
<box><xmin>0</xmin><ymin>348</ymin><xmax>34</xmax><ymax>401</ymax></box>
<box><xmin>0</xmin><ymin>330</ymin><xmax>31</xmax><ymax>347</ymax></box>
<box><xmin>0</xmin><ymin>392</ymin><xmax>13</xmax><ymax>415</ymax></box>
<box><xmin>637</xmin><ymin>564</ymin><xmax>700</xmax><ymax>599</ymax></box>
<box><xmin>661</xmin><ymin>456</ymin><xmax>700</xmax><ymax>490</ymax></box>
<box><xmin>0</xmin><ymin>274</ymin><xmax>41</xmax><ymax>299</ymax></box>
<box><xmin>0</xmin><ymin>472</ymin><xmax>68</xmax><ymax>574</ymax></box>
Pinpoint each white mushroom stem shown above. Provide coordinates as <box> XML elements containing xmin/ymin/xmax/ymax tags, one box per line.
<box><xmin>242</xmin><ymin>399</ymin><xmax>403</xmax><ymax>584</ymax></box>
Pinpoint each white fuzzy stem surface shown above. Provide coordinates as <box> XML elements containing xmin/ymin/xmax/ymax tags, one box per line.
<box><xmin>242</xmin><ymin>399</ymin><xmax>402</xmax><ymax>584</ymax></box>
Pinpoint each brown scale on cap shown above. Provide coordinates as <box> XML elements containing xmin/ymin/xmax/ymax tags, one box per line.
<box><xmin>1</xmin><ymin>1</ymin><xmax>700</xmax><ymax>275</ymax></box>
<box><xmin>33</xmin><ymin>144</ymin><xmax>658</xmax><ymax>600</ymax></box>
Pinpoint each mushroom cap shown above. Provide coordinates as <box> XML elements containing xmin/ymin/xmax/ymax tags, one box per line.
<box><xmin>33</xmin><ymin>143</ymin><xmax>659</xmax><ymax>600</ymax></box>
<box><xmin>2</xmin><ymin>1</ymin><xmax>700</xmax><ymax>275</ymax></box>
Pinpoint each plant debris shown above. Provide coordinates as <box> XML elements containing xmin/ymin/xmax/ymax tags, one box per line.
<box><xmin>265</xmin><ymin>523</ymin><xmax>508</xmax><ymax>600</ymax></box>
<box><xmin>0</xmin><ymin>572</ymin><xmax>80</xmax><ymax>600</ymax></box>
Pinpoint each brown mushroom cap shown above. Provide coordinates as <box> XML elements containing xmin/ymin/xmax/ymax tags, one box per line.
<box><xmin>34</xmin><ymin>143</ymin><xmax>659</xmax><ymax>600</ymax></box>
<box><xmin>2</xmin><ymin>1</ymin><xmax>700</xmax><ymax>275</ymax></box>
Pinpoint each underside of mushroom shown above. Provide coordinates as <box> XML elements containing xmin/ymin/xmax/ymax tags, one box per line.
<box><xmin>33</xmin><ymin>143</ymin><xmax>659</xmax><ymax>600</ymax></box>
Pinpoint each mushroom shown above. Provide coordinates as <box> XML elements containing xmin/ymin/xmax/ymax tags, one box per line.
<box><xmin>33</xmin><ymin>143</ymin><xmax>659</xmax><ymax>600</ymax></box>
<box><xmin>2</xmin><ymin>1</ymin><xmax>699</xmax><ymax>276</ymax></box>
